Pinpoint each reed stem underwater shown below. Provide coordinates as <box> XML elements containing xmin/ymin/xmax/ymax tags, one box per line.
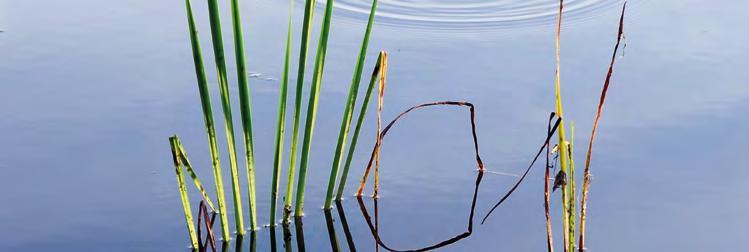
<box><xmin>270</xmin><ymin>0</ymin><xmax>294</xmax><ymax>226</ymax></box>
<box><xmin>229</xmin><ymin>0</ymin><xmax>258</xmax><ymax>232</ymax></box>
<box><xmin>294</xmin><ymin>0</ymin><xmax>336</xmax><ymax>217</ymax></box>
<box><xmin>284</xmin><ymin>0</ymin><xmax>316</xmax><ymax>222</ymax></box>
<box><xmin>324</xmin><ymin>0</ymin><xmax>380</xmax><ymax>209</ymax></box>
<box><xmin>183</xmin><ymin>0</ymin><xmax>230</xmax><ymax>240</ymax></box>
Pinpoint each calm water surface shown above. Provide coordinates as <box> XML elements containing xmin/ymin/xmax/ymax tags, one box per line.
<box><xmin>1</xmin><ymin>0</ymin><xmax>748</xmax><ymax>251</ymax></box>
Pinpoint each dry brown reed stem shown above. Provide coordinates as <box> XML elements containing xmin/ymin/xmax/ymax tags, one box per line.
<box><xmin>481</xmin><ymin>115</ymin><xmax>561</xmax><ymax>224</ymax></box>
<box><xmin>373</xmin><ymin>52</ymin><xmax>388</xmax><ymax>198</ymax></box>
<box><xmin>578</xmin><ymin>3</ymin><xmax>626</xmax><ymax>251</ymax></box>
<box><xmin>545</xmin><ymin>113</ymin><xmax>556</xmax><ymax>252</ymax></box>
<box><xmin>356</xmin><ymin>53</ymin><xmax>389</xmax><ymax>197</ymax></box>
<box><xmin>356</xmin><ymin>101</ymin><xmax>485</xmax><ymax>197</ymax></box>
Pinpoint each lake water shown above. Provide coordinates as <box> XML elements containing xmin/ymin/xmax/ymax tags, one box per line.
<box><xmin>1</xmin><ymin>0</ymin><xmax>748</xmax><ymax>251</ymax></box>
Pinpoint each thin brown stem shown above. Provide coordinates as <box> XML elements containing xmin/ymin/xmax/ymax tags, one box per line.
<box><xmin>578</xmin><ymin>3</ymin><xmax>627</xmax><ymax>251</ymax></box>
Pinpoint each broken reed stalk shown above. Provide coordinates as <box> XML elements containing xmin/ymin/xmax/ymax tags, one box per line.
<box><xmin>294</xmin><ymin>0</ymin><xmax>336</xmax><ymax>217</ymax></box>
<box><xmin>578</xmin><ymin>3</ymin><xmax>626</xmax><ymax>251</ymax></box>
<box><xmin>544</xmin><ymin>114</ymin><xmax>555</xmax><ymax>252</ymax></box>
<box><xmin>284</xmin><ymin>0</ymin><xmax>316</xmax><ymax>222</ymax></box>
<box><xmin>481</xmin><ymin>114</ymin><xmax>561</xmax><ymax>224</ymax></box>
<box><xmin>169</xmin><ymin>136</ymin><xmax>199</xmax><ymax>249</ymax></box>
<box><xmin>335</xmin><ymin>52</ymin><xmax>381</xmax><ymax>200</ymax></box>
<box><xmin>552</xmin><ymin>0</ymin><xmax>573</xmax><ymax>250</ymax></box>
<box><xmin>323</xmin><ymin>0</ymin><xmax>380</xmax><ymax>209</ymax></box>
<box><xmin>229</xmin><ymin>0</ymin><xmax>257</xmax><ymax>232</ymax></box>
<box><xmin>206</xmin><ymin>0</ymin><xmax>245</xmax><ymax>236</ymax></box>
<box><xmin>355</xmin><ymin>52</ymin><xmax>389</xmax><ymax>197</ymax></box>
<box><xmin>183</xmin><ymin>0</ymin><xmax>230</xmax><ymax>240</ymax></box>
<box><xmin>176</xmin><ymin>142</ymin><xmax>217</xmax><ymax>212</ymax></box>
<box><xmin>270</xmin><ymin>0</ymin><xmax>294</xmax><ymax>227</ymax></box>
<box><xmin>357</xmin><ymin>101</ymin><xmax>485</xmax><ymax>199</ymax></box>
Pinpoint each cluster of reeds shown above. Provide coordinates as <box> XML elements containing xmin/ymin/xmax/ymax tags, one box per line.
<box><xmin>481</xmin><ymin>1</ymin><xmax>627</xmax><ymax>252</ymax></box>
<box><xmin>549</xmin><ymin>2</ymin><xmax>627</xmax><ymax>252</ymax></box>
<box><xmin>169</xmin><ymin>0</ymin><xmax>385</xmax><ymax>248</ymax></box>
<box><xmin>169</xmin><ymin>0</ymin><xmax>626</xmax><ymax>249</ymax></box>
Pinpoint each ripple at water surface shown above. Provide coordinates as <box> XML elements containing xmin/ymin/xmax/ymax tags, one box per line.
<box><xmin>326</xmin><ymin>0</ymin><xmax>627</xmax><ymax>30</ymax></box>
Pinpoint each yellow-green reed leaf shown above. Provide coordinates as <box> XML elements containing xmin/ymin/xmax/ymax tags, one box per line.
<box><xmin>206</xmin><ymin>0</ymin><xmax>245</xmax><ymax>236</ymax></box>
<box><xmin>183</xmin><ymin>0</ymin><xmax>230</xmax><ymax>241</ymax></box>
<box><xmin>270</xmin><ymin>0</ymin><xmax>294</xmax><ymax>226</ymax></box>
<box><xmin>335</xmin><ymin>50</ymin><xmax>382</xmax><ymax>200</ymax></box>
<box><xmin>294</xmin><ymin>0</ymin><xmax>336</xmax><ymax>217</ymax></box>
<box><xmin>229</xmin><ymin>0</ymin><xmax>257</xmax><ymax>232</ymax></box>
<box><xmin>324</xmin><ymin>0</ymin><xmax>379</xmax><ymax>209</ymax></box>
<box><xmin>284</xmin><ymin>0</ymin><xmax>316</xmax><ymax>223</ymax></box>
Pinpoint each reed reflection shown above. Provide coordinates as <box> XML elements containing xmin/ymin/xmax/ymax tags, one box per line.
<box><xmin>355</xmin><ymin>170</ymin><xmax>484</xmax><ymax>252</ymax></box>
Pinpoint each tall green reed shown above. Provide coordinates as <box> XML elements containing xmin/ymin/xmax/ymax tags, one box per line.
<box><xmin>335</xmin><ymin>50</ymin><xmax>381</xmax><ymax>201</ymax></box>
<box><xmin>553</xmin><ymin>1</ymin><xmax>574</xmax><ymax>250</ymax></box>
<box><xmin>206</xmin><ymin>0</ymin><xmax>245</xmax><ymax>236</ymax></box>
<box><xmin>183</xmin><ymin>0</ymin><xmax>230</xmax><ymax>240</ymax></box>
<box><xmin>229</xmin><ymin>0</ymin><xmax>258</xmax><ymax>232</ymax></box>
<box><xmin>294</xmin><ymin>0</ymin><xmax>337</xmax><ymax>217</ymax></box>
<box><xmin>270</xmin><ymin>0</ymin><xmax>294</xmax><ymax>226</ymax></box>
<box><xmin>284</xmin><ymin>0</ymin><xmax>316</xmax><ymax>222</ymax></box>
<box><xmin>324</xmin><ymin>0</ymin><xmax>379</xmax><ymax>209</ymax></box>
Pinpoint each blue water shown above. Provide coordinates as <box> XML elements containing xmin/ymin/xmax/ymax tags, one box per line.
<box><xmin>1</xmin><ymin>0</ymin><xmax>747</xmax><ymax>251</ymax></box>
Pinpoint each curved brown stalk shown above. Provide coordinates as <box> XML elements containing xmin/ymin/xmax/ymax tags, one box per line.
<box><xmin>356</xmin><ymin>171</ymin><xmax>484</xmax><ymax>252</ymax></box>
<box><xmin>578</xmin><ymin>3</ymin><xmax>627</xmax><ymax>251</ymax></box>
<box><xmin>356</xmin><ymin>101</ymin><xmax>485</xmax><ymax>197</ymax></box>
<box><xmin>544</xmin><ymin>113</ymin><xmax>556</xmax><ymax>252</ymax></box>
<box><xmin>481</xmin><ymin>116</ymin><xmax>561</xmax><ymax>224</ymax></box>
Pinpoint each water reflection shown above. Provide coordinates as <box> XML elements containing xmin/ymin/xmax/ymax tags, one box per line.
<box><xmin>335</xmin><ymin>201</ymin><xmax>358</xmax><ymax>251</ymax></box>
<box><xmin>356</xmin><ymin>171</ymin><xmax>484</xmax><ymax>251</ymax></box>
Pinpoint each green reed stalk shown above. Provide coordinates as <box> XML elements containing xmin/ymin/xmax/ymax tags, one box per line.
<box><xmin>553</xmin><ymin>1</ymin><xmax>571</xmax><ymax>250</ymax></box>
<box><xmin>206</xmin><ymin>0</ymin><xmax>245</xmax><ymax>236</ymax></box>
<box><xmin>294</xmin><ymin>0</ymin><xmax>336</xmax><ymax>217</ymax></box>
<box><xmin>270</xmin><ymin>0</ymin><xmax>294</xmax><ymax>226</ymax></box>
<box><xmin>335</xmin><ymin>52</ymin><xmax>381</xmax><ymax>201</ymax></box>
<box><xmin>324</xmin><ymin>0</ymin><xmax>379</xmax><ymax>209</ymax></box>
<box><xmin>568</xmin><ymin>121</ymin><xmax>576</xmax><ymax>251</ymax></box>
<box><xmin>169</xmin><ymin>136</ymin><xmax>199</xmax><ymax>249</ymax></box>
<box><xmin>229</xmin><ymin>0</ymin><xmax>257</xmax><ymax>232</ymax></box>
<box><xmin>283</xmin><ymin>0</ymin><xmax>316</xmax><ymax>222</ymax></box>
<box><xmin>183</xmin><ymin>0</ymin><xmax>230</xmax><ymax>240</ymax></box>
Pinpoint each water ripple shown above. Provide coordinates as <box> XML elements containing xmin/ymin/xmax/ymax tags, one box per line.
<box><xmin>324</xmin><ymin>0</ymin><xmax>628</xmax><ymax>31</ymax></box>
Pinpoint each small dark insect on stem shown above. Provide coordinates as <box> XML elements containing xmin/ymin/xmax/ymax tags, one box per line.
<box><xmin>481</xmin><ymin>115</ymin><xmax>562</xmax><ymax>224</ymax></box>
<box><xmin>578</xmin><ymin>2</ymin><xmax>627</xmax><ymax>251</ymax></box>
